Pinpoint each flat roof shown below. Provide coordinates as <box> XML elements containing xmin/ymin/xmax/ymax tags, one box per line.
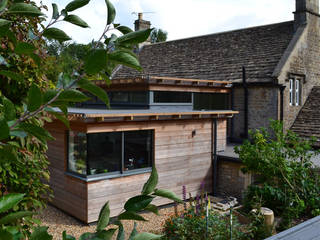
<box><xmin>61</xmin><ymin>107</ymin><xmax>238</xmax><ymax>121</ymax></box>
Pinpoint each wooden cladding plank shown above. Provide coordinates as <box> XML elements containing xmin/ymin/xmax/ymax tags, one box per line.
<box><xmin>87</xmin><ymin>119</ymin><xmax>212</xmax><ymax>134</ymax></box>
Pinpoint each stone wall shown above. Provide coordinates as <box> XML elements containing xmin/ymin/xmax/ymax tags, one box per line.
<box><xmin>217</xmin><ymin>160</ymin><xmax>252</xmax><ymax>200</ymax></box>
<box><xmin>231</xmin><ymin>86</ymin><xmax>278</xmax><ymax>140</ymax></box>
<box><xmin>276</xmin><ymin>13</ymin><xmax>320</xmax><ymax>131</ymax></box>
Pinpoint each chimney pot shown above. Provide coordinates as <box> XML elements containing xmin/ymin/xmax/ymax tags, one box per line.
<box><xmin>138</xmin><ymin>12</ymin><xmax>143</xmax><ymax>20</ymax></box>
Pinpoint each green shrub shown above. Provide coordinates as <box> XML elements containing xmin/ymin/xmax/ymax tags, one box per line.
<box><xmin>236</xmin><ymin>120</ymin><xmax>320</xmax><ymax>230</ymax></box>
<box><xmin>163</xmin><ymin>209</ymin><xmax>247</xmax><ymax>240</ymax></box>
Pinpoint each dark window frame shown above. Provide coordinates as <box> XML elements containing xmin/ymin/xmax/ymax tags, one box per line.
<box><xmin>66</xmin><ymin>130</ymin><xmax>154</xmax><ymax>181</ymax></box>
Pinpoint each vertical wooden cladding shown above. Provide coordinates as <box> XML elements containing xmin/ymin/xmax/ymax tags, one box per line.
<box><xmin>86</xmin><ymin>119</ymin><xmax>227</xmax><ymax>223</ymax></box>
<box><xmin>46</xmin><ymin>128</ymin><xmax>88</xmax><ymax>222</ymax></box>
<box><xmin>46</xmin><ymin>118</ymin><xmax>227</xmax><ymax>223</ymax></box>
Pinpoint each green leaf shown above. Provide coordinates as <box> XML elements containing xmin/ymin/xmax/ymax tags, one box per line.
<box><xmin>116</xmin><ymin>222</ymin><xmax>125</xmax><ymax>240</ymax></box>
<box><xmin>57</xmin><ymin>89</ymin><xmax>89</xmax><ymax>102</ymax></box>
<box><xmin>64</xmin><ymin>15</ymin><xmax>89</xmax><ymax>28</ymax></box>
<box><xmin>0</xmin><ymin>211</ymin><xmax>33</xmax><ymax>224</ymax></box>
<box><xmin>0</xmin><ymin>193</ymin><xmax>24</xmax><ymax>213</ymax></box>
<box><xmin>132</xmin><ymin>233</ymin><xmax>162</xmax><ymax>240</ymax></box>
<box><xmin>0</xmin><ymin>145</ymin><xmax>17</xmax><ymax>163</ymax></box>
<box><xmin>15</xmin><ymin>42</ymin><xmax>35</xmax><ymax>55</ymax></box>
<box><xmin>46</xmin><ymin>109</ymin><xmax>70</xmax><ymax>129</ymax></box>
<box><xmin>59</xmin><ymin>105</ymin><xmax>68</xmax><ymax>116</ymax></box>
<box><xmin>7</xmin><ymin>3</ymin><xmax>44</xmax><ymax>16</ymax></box>
<box><xmin>0</xmin><ymin>230</ymin><xmax>13</xmax><ymax>240</ymax></box>
<box><xmin>124</xmin><ymin>195</ymin><xmax>154</xmax><ymax>212</ymax></box>
<box><xmin>128</xmin><ymin>223</ymin><xmax>138</xmax><ymax>240</ymax></box>
<box><xmin>3</xmin><ymin>97</ymin><xmax>15</xmax><ymax>121</ymax></box>
<box><xmin>79</xmin><ymin>233</ymin><xmax>95</xmax><ymax>240</ymax></box>
<box><xmin>65</xmin><ymin>0</ymin><xmax>90</xmax><ymax>12</ymax></box>
<box><xmin>0</xmin><ymin>117</ymin><xmax>9</xmax><ymax>141</ymax></box>
<box><xmin>117</xmin><ymin>26</ymin><xmax>133</xmax><ymax>34</ymax></box>
<box><xmin>144</xmin><ymin>204</ymin><xmax>159</xmax><ymax>215</ymax></box>
<box><xmin>96</xmin><ymin>201</ymin><xmax>110</xmax><ymax>232</ymax></box>
<box><xmin>27</xmin><ymin>84</ymin><xmax>42</xmax><ymax>112</ymax></box>
<box><xmin>19</xmin><ymin>123</ymin><xmax>54</xmax><ymax>143</ymax></box>
<box><xmin>52</xmin><ymin>3</ymin><xmax>59</xmax><ymax>19</ymax></box>
<box><xmin>0</xmin><ymin>70</ymin><xmax>24</xmax><ymax>82</ymax></box>
<box><xmin>30</xmin><ymin>226</ymin><xmax>52</xmax><ymax>240</ymax></box>
<box><xmin>30</xmin><ymin>53</ymin><xmax>41</xmax><ymax>66</ymax></box>
<box><xmin>108</xmin><ymin>51</ymin><xmax>141</xmax><ymax>71</ymax></box>
<box><xmin>43</xmin><ymin>28</ymin><xmax>71</xmax><ymax>43</ymax></box>
<box><xmin>141</xmin><ymin>166</ymin><xmax>158</xmax><ymax>195</ymax></box>
<box><xmin>105</xmin><ymin>0</ymin><xmax>115</xmax><ymax>25</ymax></box>
<box><xmin>95</xmin><ymin>229</ymin><xmax>117</xmax><ymax>240</ymax></box>
<box><xmin>84</xmin><ymin>49</ymin><xmax>107</xmax><ymax>75</ymax></box>
<box><xmin>57</xmin><ymin>73</ymin><xmax>74</xmax><ymax>89</ymax></box>
<box><xmin>0</xmin><ymin>19</ymin><xmax>11</xmax><ymax>28</ymax></box>
<box><xmin>152</xmin><ymin>189</ymin><xmax>183</xmax><ymax>203</ymax></box>
<box><xmin>118</xmin><ymin>211</ymin><xmax>146</xmax><ymax>222</ymax></box>
<box><xmin>10</xmin><ymin>130</ymin><xmax>27</xmax><ymax>138</ymax></box>
<box><xmin>78</xmin><ymin>79</ymin><xmax>109</xmax><ymax>107</ymax></box>
<box><xmin>0</xmin><ymin>0</ymin><xmax>8</xmax><ymax>12</ymax></box>
<box><xmin>62</xmin><ymin>231</ymin><xmax>76</xmax><ymax>240</ymax></box>
<box><xmin>117</xmin><ymin>28</ymin><xmax>153</xmax><ymax>45</ymax></box>
<box><xmin>43</xmin><ymin>90</ymin><xmax>58</xmax><ymax>104</ymax></box>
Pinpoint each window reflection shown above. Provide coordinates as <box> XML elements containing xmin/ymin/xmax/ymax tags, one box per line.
<box><xmin>68</xmin><ymin>132</ymin><xmax>87</xmax><ymax>175</ymax></box>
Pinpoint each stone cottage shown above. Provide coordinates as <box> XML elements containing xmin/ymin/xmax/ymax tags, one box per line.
<box><xmin>112</xmin><ymin>0</ymin><xmax>320</xmax><ymax>198</ymax></box>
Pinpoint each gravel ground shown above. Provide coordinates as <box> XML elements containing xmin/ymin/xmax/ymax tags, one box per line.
<box><xmin>36</xmin><ymin>204</ymin><xmax>184</xmax><ymax>240</ymax></box>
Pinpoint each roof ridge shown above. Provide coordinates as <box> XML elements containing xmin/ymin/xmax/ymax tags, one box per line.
<box><xmin>148</xmin><ymin>21</ymin><xmax>294</xmax><ymax>46</ymax></box>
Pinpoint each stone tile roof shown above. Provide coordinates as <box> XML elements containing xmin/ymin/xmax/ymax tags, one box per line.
<box><xmin>291</xmin><ymin>86</ymin><xmax>320</xmax><ymax>147</ymax></box>
<box><xmin>113</xmin><ymin>21</ymin><xmax>295</xmax><ymax>83</ymax></box>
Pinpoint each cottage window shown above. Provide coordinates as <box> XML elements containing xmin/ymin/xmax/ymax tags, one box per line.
<box><xmin>68</xmin><ymin>130</ymin><xmax>153</xmax><ymax>178</ymax></box>
<box><xmin>289</xmin><ymin>79</ymin><xmax>293</xmax><ymax>106</ymax></box>
<box><xmin>295</xmin><ymin>79</ymin><xmax>300</xmax><ymax>106</ymax></box>
<box><xmin>289</xmin><ymin>77</ymin><xmax>302</xmax><ymax>106</ymax></box>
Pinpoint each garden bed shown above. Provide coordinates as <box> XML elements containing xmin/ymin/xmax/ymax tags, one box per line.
<box><xmin>36</xmin><ymin>204</ymin><xmax>184</xmax><ymax>240</ymax></box>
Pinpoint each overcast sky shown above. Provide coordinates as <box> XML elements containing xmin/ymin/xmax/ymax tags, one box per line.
<box><xmin>36</xmin><ymin>0</ymin><xmax>295</xmax><ymax>43</ymax></box>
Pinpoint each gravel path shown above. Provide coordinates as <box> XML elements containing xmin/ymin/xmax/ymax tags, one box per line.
<box><xmin>36</xmin><ymin>204</ymin><xmax>183</xmax><ymax>240</ymax></box>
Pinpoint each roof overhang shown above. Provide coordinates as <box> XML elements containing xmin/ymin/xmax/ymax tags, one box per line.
<box><xmin>55</xmin><ymin>108</ymin><xmax>238</xmax><ymax>123</ymax></box>
<box><xmin>94</xmin><ymin>76</ymin><xmax>233</xmax><ymax>93</ymax></box>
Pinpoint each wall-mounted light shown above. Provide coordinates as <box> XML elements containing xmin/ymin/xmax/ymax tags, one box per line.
<box><xmin>192</xmin><ymin>130</ymin><xmax>196</xmax><ymax>138</ymax></box>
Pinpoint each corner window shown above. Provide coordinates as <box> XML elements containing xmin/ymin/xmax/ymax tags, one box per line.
<box><xmin>289</xmin><ymin>77</ymin><xmax>302</xmax><ymax>106</ymax></box>
<box><xmin>68</xmin><ymin>130</ymin><xmax>153</xmax><ymax>177</ymax></box>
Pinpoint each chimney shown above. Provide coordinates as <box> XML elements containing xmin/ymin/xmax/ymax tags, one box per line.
<box><xmin>134</xmin><ymin>13</ymin><xmax>151</xmax><ymax>47</ymax></box>
<box><xmin>294</xmin><ymin>0</ymin><xmax>319</xmax><ymax>28</ymax></box>
<box><xmin>134</xmin><ymin>13</ymin><xmax>151</xmax><ymax>31</ymax></box>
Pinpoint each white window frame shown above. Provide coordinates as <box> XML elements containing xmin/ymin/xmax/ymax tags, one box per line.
<box><xmin>295</xmin><ymin>79</ymin><xmax>300</xmax><ymax>106</ymax></box>
<box><xmin>289</xmin><ymin>79</ymin><xmax>293</xmax><ymax>106</ymax></box>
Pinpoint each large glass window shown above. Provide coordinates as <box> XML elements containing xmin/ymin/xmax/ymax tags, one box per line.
<box><xmin>124</xmin><ymin>131</ymin><xmax>153</xmax><ymax>171</ymax></box>
<box><xmin>194</xmin><ymin>93</ymin><xmax>230</xmax><ymax>110</ymax></box>
<box><xmin>87</xmin><ymin>132</ymin><xmax>122</xmax><ymax>175</ymax></box>
<box><xmin>153</xmin><ymin>91</ymin><xmax>192</xmax><ymax>103</ymax></box>
<box><xmin>68</xmin><ymin>130</ymin><xmax>153</xmax><ymax>177</ymax></box>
